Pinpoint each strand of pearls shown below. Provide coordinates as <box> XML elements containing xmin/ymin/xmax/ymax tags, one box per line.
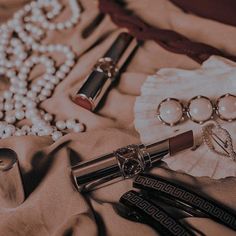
<box><xmin>0</xmin><ymin>0</ymin><xmax>85</xmax><ymax>141</ymax></box>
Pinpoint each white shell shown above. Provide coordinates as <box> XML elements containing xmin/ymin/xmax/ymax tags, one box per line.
<box><xmin>134</xmin><ymin>56</ymin><xmax>236</xmax><ymax>179</ymax></box>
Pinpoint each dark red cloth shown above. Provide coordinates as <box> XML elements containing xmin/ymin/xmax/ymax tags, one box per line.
<box><xmin>99</xmin><ymin>0</ymin><xmax>236</xmax><ymax>64</ymax></box>
<box><xmin>170</xmin><ymin>0</ymin><xmax>236</xmax><ymax>27</ymax></box>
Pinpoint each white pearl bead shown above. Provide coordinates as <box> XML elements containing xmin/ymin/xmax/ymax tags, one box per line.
<box><xmin>41</xmin><ymin>88</ymin><xmax>51</xmax><ymax>97</ymax></box>
<box><xmin>72</xmin><ymin>123</ymin><xmax>84</xmax><ymax>133</ymax></box>
<box><xmin>26</xmin><ymin>101</ymin><xmax>36</xmax><ymax>108</ymax></box>
<box><xmin>2</xmin><ymin>133</ymin><xmax>11</xmax><ymax>138</ymax></box>
<box><xmin>25</xmin><ymin>109</ymin><xmax>38</xmax><ymax>119</ymax></box>
<box><xmin>18</xmin><ymin>81</ymin><xmax>27</xmax><ymax>88</ymax></box>
<box><xmin>4</xmin><ymin>102</ymin><xmax>14</xmax><ymax>111</ymax></box>
<box><xmin>56</xmin><ymin>71</ymin><xmax>65</xmax><ymax>79</ymax></box>
<box><xmin>15</xmin><ymin>102</ymin><xmax>23</xmax><ymax>109</ymax></box>
<box><xmin>51</xmin><ymin>77</ymin><xmax>60</xmax><ymax>84</ymax></box>
<box><xmin>56</xmin><ymin>120</ymin><xmax>66</xmax><ymax>130</ymax></box>
<box><xmin>31</xmin><ymin>85</ymin><xmax>41</xmax><ymax>92</ymax></box>
<box><xmin>15</xmin><ymin>110</ymin><xmax>25</xmax><ymax>120</ymax></box>
<box><xmin>31</xmin><ymin>125</ymin><xmax>40</xmax><ymax>133</ymax></box>
<box><xmin>45</xmin><ymin>82</ymin><xmax>54</xmax><ymax>90</ymax></box>
<box><xmin>42</xmin><ymin>126</ymin><xmax>53</xmax><ymax>135</ymax></box>
<box><xmin>65</xmin><ymin>60</ymin><xmax>74</xmax><ymax>67</ymax></box>
<box><xmin>43</xmin><ymin>113</ymin><xmax>53</xmax><ymax>122</ymax></box>
<box><xmin>52</xmin><ymin>131</ymin><xmax>62</xmax><ymax>141</ymax></box>
<box><xmin>66</xmin><ymin>119</ymin><xmax>76</xmax><ymax>129</ymax></box>
<box><xmin>38</xmin><ymin>95</ymin><xmax>46</xmax><ymax>101</ymax></box>
<box><xmin>14</xmin><ymin>94</ymin><xmax>23</xmax><ymax>101</ymax></box>
<box><xmin>3</xmin><ymin>91</ymin><xmax>13</xmax><ymax>99</ymax></box>
<box><xmin>27</xmin><ymin>91</ymin><xmax>37</xmax><ymax>99</ymax></box>
<box><xmin>21</xmin><ymin>125</ymin><xmax>31</xmax><ymax>133</ymax></box>
<box><xmin>4</xmin><ymin>124</ymin><xmax>15</xmax><ymax>135</ymax></box>
<box><xmin>15</xmin><ymin>130</ymin><xmax>23</xmax><ymax>136</ymax></box>
<box><xmin>37</xmin><ymin>79</ymin><xmax>46</xmax><ymax>86</ymax></box>
<box><xmin>60</xmin><ymin>65</ymin><xmax>70</xmax><ymax>73</ymax></box>
<box><xmin>5</xmin><ymin>115</ymin><xmax>16</xmax><ymax>124</ymax></box>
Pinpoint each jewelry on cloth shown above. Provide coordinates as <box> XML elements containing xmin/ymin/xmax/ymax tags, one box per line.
<box><xmin>0</xmin><ymin>0</ymin><xmax>84</xmax><ymax>141</ymax></box>
<box><xmin>202</xmin><ymin>121</ymin><xmax>236</xmax><ymax>162</ymax></box>
<box><xmin>157</xmin><ymin>94</ymin><xmax>236</xmax><ymax>126</ymax></box>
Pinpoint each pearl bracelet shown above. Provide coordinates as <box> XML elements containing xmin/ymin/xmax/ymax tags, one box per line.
<box><xmin>156</xmin><ymin>94</ymin><xmax>236</xmax><ymax>126</ymax></box>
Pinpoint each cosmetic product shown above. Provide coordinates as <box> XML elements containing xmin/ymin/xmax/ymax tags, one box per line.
<box><xmin>73</xmin><ymin>32</ymin><xmax>138</xmax><ymax>111</ymax></box>
<box><xmin>134</xmin><ymin>173</ymin><xmax>236</xmax><ymax>231</ymax></box>
<box><xmin>0</xmin><ymin>148</ymin><xmax>25</xmax><ymax>207</ymax></box>
<box><xmin>71</xmin><ymin>130</ymin><xmax>193</xmax><ymax>192</ymax></box>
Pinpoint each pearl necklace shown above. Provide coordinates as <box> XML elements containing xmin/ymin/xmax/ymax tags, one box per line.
<box><xmin>0</xmin><ymin>0</ymin><xmax>84</xmax><ymax>141</ymax></box>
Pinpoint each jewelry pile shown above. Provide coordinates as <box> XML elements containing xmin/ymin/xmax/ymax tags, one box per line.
<box><xmin>0</xmin><ymin>0</ymin><xmax>85</xmax><ymax>141</ymax></box>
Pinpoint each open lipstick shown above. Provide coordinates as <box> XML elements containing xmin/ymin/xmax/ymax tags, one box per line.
<box><xmin>71</xmin><ymin>130</ymin><xmax>194</xmax><ymax>192</ymax></box>
<box><xmin>73</xmin><ymin>32</ymin><xmax>138</xmax><ymax>111</ymax></box>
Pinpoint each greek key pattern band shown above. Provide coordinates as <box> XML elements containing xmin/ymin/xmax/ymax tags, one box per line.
<box><xmin>134</xmin><ymin>174</ymin><xmax>236</xmax><ymax>230</ymax></box>
<box><xmin>120</xmin><ymin>191</ymin><xmax>193</xmax><ymax>236</ymax></box>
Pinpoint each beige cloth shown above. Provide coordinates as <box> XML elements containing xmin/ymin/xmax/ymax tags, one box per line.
<box><xmin>0</xmin><ymin>0</ymin><xmax>235</xmax><ymax>235</ymax></box>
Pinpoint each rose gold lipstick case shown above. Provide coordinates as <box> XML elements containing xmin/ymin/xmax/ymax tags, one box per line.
<box><xmin>72</xmin><ymin>130</ymin><xmax>193</xmax><ymax>192</ymax></box>
<box><xmin>73</xmin><ymin>32</ymin><xmax>138</xmax><ymax>111</ymax></box>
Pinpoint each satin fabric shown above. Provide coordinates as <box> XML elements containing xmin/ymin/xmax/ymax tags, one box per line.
<box><xmin>0</xmin><ymin>1</ymin><xmax>235</xmax><ymax>235</ymax></box>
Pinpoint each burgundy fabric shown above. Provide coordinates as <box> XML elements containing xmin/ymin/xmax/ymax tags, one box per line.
<box><xmin>170</xmin><ymin>0</ymin><xmax>236</xmax><ymax>27</ymax></box>
<box><xmin>99</xmin><ymin>0</ymin><xmax>236</xmax><ymax>64</ymax></box>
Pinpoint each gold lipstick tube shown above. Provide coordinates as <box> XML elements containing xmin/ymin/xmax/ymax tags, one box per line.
<box><xmin>71</xmin><ymin>130</ymin><xmax>193</xmax><ymax>192</ymax></box>
<box><xmin>73</xmin><ymin>32</ymin><xmax>138</xmax><ymax>111</ymax></box>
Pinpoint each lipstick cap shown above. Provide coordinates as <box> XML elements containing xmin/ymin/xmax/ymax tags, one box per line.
<box><xmin>0</xmin><ymin>148</ymin><xmax>25</xmax><ymax>207</ymax></box>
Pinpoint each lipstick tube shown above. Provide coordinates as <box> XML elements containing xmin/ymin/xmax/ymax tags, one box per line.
<box><xmin>71</xmin><ymin>130</ymin><xmax>193</xmax><ymax>192</ymax></box>
<box><xmin>73</xmin><ymin>32</ymin><xmax>138</xmax><ymax>111</ymax></box>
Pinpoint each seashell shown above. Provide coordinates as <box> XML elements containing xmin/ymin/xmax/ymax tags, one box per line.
<box><xmin>134</xmin><ymin>56</ymin><xmax>236</xmax><ymax>179</ymax></box>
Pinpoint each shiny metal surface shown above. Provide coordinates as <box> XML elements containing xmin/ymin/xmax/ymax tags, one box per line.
<box><xmin>75</xmin><ymin>32</ymin><xmax>138</xmax><ymax>111</ymax></box>
<box><xmin>72</xmin><ymin>131</ymin><xmax>193</xmax><ymax>192</ymax></box>
<box><xmin>0</xmin><ymin>148</ymin><xmax>25</xmax><ymax>207</ymax></box>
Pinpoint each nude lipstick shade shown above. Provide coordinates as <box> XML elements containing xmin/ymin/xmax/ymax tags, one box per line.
<box><xmin>73</xmin><ymin>32</ymin><xmax>138</xmax><ymax>111</ymax></box>
<box><xmin>71</xmin><ymin>130</ymin><xmax>194</xmax><ymax>192</ymax></box>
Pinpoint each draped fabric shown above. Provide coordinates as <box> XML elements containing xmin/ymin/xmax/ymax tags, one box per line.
<box><xmin>170</xmin><ymin>0</ymin><xmax>236</xmax><ymax>27</ymax></box>
<box><xmin>0</xmin><ymin>1</ymin><xmax>235</xmax><ymax>235</ymax></box>
<box><xmin>99</xmin><ymin>0</ymin><xmax>236</xmax><ymax>63</ymax></box>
